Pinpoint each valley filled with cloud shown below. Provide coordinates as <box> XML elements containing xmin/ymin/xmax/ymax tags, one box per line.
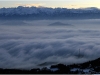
<box><xmin>0</xmin><ymin>19</ymin><xmax>100</xmax><ymax>69</ymax></box>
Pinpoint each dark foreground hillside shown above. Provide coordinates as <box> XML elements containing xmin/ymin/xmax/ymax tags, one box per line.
<box><xmin>0</xmin><ymin>57</ymin><xmax>100</xmax><ymax>74</ymax></box>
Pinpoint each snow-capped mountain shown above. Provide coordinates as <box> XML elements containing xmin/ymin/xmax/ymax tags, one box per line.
<box><xmin>0</xmin><ymin>6</ymin><xmax>100</xmax><ymax>19</ymax></box>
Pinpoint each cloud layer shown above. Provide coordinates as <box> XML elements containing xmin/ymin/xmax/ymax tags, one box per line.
<box><xmin>0</xmin><ymin>19</ymin><xmax>100</xmax><ymax>69</ymax></box>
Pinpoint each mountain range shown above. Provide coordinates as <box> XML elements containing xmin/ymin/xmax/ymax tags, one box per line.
<box><xmin>0</xmin><ymin>6</ymin><xmax>100</xmax><ymax>20</ymax></box>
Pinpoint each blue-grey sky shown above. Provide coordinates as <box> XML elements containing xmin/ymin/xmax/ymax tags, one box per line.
<box><xmin>0</xmin><ymin>0</ymin><xmax>100</xmax><ymax>8</ymax></box>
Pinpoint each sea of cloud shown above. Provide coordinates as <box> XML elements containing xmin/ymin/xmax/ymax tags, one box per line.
<box><xmin>0</xmin><ymin>19</ymin><xmax>100</xmax><ymax>69</ymax></box>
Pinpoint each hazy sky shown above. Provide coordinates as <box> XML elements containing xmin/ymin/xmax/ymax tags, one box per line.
<box><xmin>0</xmin><ymin>0</ymin><xmax>100</xmax><ymax>8</ymax></box>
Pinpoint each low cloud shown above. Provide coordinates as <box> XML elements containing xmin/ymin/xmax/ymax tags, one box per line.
<box><xmin>0</xmin><ymin>20</ymin><xmax>100</xmax><ymax>69</ymax></box>
<box><xmin>16</xmin><ymin>3</ymin><xmax>44</xmax><ymax>7</ymax></box>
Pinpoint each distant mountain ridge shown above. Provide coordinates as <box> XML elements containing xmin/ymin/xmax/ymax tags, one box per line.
<box><xmin>0</xmin><ymin>6</ymin><xmax>100</xmax><ymax>20</ymax></box>
<box><xmin>49</xmin><ymin>22</ymin><xmax>72</xmax><ymax>26</ymax></box>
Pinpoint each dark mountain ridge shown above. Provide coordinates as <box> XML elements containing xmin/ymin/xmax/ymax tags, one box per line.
<box><xmin>0</xmin><ymin>57</ymin><xmax>100</xmax><ymax>74</ymax></box>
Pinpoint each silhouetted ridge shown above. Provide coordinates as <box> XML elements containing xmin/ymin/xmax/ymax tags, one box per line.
<box><xmin>0</xmin><ymin>57</ymin><xmax>100</xmax><ymax>74</ymax></box>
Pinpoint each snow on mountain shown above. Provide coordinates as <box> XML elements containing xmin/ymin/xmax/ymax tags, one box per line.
<box><xmin>0</xmin><ymin>6</ymin><xmax>100</xmax><ymax>20</ymax></box>
<box><xmin>0</xmin><ymin>6</ymin><xmax>100</xmax><ymax>16</ymax></box>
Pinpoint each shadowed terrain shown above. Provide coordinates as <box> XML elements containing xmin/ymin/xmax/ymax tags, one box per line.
<box><xmin>0</xmin><ymin>57</ymin><xmax>100</xmax><ymax>74</ymax></box>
